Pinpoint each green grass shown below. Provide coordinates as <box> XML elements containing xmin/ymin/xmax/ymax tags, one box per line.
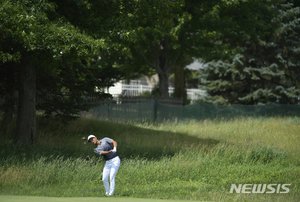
<box><xmin>0</xmin><ymin>195</ymin><xmax>204</xmax><ymax>202</ymax></box>
<box><xmin>0</xmin><ymin>116</ymin><xmax>299</xmax><ymax>201</ymax></box>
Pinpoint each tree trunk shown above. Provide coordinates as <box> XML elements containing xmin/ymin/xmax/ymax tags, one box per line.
<box><xmin>158</xmin><ymin>72</ymin><xmax>169</xmax><ymax>97</ymax></box>
<box><xmin>174</xmin><ymin>55</ymin><xmax>192</xmax><ymax>105</ymax></box>
<box><xmin>15</xmin><ymin>56</ymin><xmax>37</xmax><ymax>145</ymax></box>
<box><xmin>140</xmin><ymin>41</ymin><xmax>179</xmax><ymax>98</ymax></box>
<box><xmin>1</xmin><ymin>63</ymin><xmax>17</xmax><ymax>132</ymax></box>
<box><xmin>174</xmin><ymin>64</ymin><xmax>186</xmax><ymax>104</ymax></box>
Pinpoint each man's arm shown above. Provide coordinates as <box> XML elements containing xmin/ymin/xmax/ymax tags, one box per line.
<box><xmin>111</xmin><ymin>140</ymin><xmax>117</xmax><ymax>153</ymax></box>
<box><xmin>101</xmin><ymin>150</ymin><xmax>113</xmax><ymax>155</ymax></box>
<box><xmin>101</xmin><ymin>140</ymin><xmax>117</xmax><ymax>155</ymax></box>
<box><xmin>111</xmin><ymin>140</ymin><xmax>117</xmax><ymax>148</ymax></box>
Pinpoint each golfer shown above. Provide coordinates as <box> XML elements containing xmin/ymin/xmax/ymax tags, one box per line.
<box><xmin>87</xmin><ymin>135</ymin><xmax>121</xmax><ymax>196</ymax></box>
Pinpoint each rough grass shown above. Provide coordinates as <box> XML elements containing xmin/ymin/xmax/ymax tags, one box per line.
<box><xmin>0</xmin><ymin>116</ymin><xmax>299</xmax><ymax>201</ymax></box>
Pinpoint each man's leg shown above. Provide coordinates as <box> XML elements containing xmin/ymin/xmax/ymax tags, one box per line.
<box><xmin>108</xmin><ymin>157</ymin><xmax>121</xmax><ymax>196</ymax></box>
<box><xmin>102</xmin><ymin>161</ymin><xmax>111</xmax><ymax>195</ymax></box>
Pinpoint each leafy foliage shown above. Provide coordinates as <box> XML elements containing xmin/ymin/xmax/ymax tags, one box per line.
<box><xmin>199</xmin><ymin>2</ymin><xmax>300</xmax><ymax>105</ymax></box>
<box><xmin>107</xmin><ymin>0</ymin><xmax>283</xmax><ymax>98</ymax></box>
<box><xmin>0</xmin><ymin>0</ymin><xmax>122</xmax><ymax>120</ymax></box>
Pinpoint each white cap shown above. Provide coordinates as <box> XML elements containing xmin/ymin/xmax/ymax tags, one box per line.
<box><xmin>87</xmin><ymin>135</ymin><xmax>96</xmax><ymax>142</ymax></box>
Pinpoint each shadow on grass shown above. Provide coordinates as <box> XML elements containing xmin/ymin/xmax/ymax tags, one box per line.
<box><xmin>0</xmin><ymin>118</ymin><xmax>220</xmax><ymax>164</ymax></box>
<box><xmin>117</xmin><ymin>129</ymin><xmax>220</xmax><ymax>160</ymax></box>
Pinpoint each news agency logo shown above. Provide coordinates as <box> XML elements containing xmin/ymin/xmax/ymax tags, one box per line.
<box><xmin>230</xmin><ymin>184</ymin><xmax>291</xmax><ymax>194</ymax></box>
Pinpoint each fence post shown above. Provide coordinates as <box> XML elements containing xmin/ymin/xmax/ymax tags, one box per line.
<box><xmin>153</xmin><ymin>99</ymin><xmax>157</xmax><ymax>122</ymax></box>
<box><xmin>138</xmin><ymin>102</ymin><xmax>141</xmax><ymax>123</ymax></box>
<box><xmin>107</xmin><ymin>103</ymin><xmax>110</xmax><ymax>120</ymax></box>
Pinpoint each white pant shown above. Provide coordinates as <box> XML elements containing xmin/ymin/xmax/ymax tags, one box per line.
<box><xmin>102</xmin><ymin>156</ymin><xmax>120</xmax><ymax>195</ymax></box>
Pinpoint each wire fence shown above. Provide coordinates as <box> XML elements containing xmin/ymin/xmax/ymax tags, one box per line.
<box><xmin>83</xmin><ymin>101</ymin><xmax>300</xmax><ymax>123</ymax></box>
<box><xmin>2</xmin><ymin>91</ymin><xmax>299</xmax><ymax>123</ymax></box>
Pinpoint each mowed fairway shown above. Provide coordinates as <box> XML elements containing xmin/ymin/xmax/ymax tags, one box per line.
<box><xmin>0</xmin><ymin>195</ymin><xmax>205</xmax><ymax>202</ymax></box>
<box><xmin>0</xmin><ymin>116</ymin><xmax>299</xmax><ymax>201</ymax></box>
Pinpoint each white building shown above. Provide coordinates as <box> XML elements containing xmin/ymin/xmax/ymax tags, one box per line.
<box><xmin>106</xmin><ymin>61</ymin><xmax>207</xmax><ymax>102</ymax></box>
<box><xmin>106</xmin><ymin>76</ymin><xmax>205</xmax><ymax>102</ymax></box>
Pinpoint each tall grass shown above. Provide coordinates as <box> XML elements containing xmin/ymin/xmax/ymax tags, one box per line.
<box><xmin>0</xmin><ymin>116</ymin><xmax>299</xmax><ymax>201</ymax></box>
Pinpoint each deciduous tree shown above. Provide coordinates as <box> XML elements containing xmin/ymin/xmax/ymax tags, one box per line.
<box><xmin>112</xmin><ymin>0</ymin><xmax>282</xmax><ymax>98</ymax></box>
<box><xmin>0</xmin><ymin>0</ymin><xmax>105</xmax><ymax>144</ymax></box>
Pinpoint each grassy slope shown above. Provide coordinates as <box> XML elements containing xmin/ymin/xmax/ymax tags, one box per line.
<box><xmin>0</xmin><ymin>116</ymin><xmax>299</xmax><ymax>202</ymax></box>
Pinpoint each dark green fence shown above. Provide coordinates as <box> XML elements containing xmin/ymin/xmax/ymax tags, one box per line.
<box><xmin>85</xmin><ymin>101</ymin><xmax>300</xmax><ymax>122</ymax></box>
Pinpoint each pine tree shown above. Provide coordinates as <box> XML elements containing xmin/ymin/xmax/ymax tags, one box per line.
<box><xmin>199</xmin><ymin>2</ymin><xmax>300</xmax><ymax>105</ymax></box>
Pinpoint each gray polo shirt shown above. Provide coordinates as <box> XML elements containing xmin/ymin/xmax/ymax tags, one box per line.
<box><xmin>94</xmin><ymin>137</ymin><xmax>118</xmax><ymax>160</ymax></box>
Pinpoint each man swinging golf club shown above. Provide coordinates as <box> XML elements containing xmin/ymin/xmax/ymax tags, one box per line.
<box><xmin>87</xmin><ymin>135</ymin><xmax>121</xmax><ymax>196</ymax></box>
